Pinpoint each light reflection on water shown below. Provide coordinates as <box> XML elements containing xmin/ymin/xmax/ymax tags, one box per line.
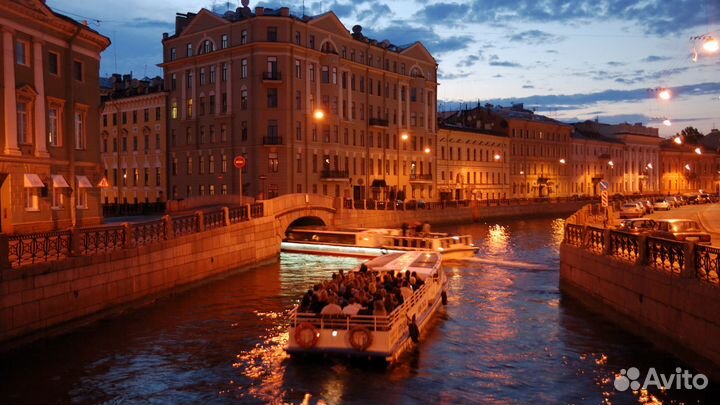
<box><xmin>0</xmin><ymin>216</ymin><xmax>717</xmax><ymax>404</ymax></box>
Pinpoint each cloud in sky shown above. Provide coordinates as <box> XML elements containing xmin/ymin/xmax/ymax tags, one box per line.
<box><xmin>507</xmin><ymin>29</ymin><xmax>564</xmax><ymax>45</ymax></box>
<box><xmin>641</xmin><ymin>55</ymin><xmax>674</xmax><ymax>63</ymax></box>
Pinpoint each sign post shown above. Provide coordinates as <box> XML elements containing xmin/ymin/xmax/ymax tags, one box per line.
<box><xmin>234</xmin><ymin>155</ymin><xmax>246</xmax><ymax>205</ymax></box>
<box><xmin>599</xmin><ymin>180</ymin><xmax>610</xmax><ymax>226</ymax></box>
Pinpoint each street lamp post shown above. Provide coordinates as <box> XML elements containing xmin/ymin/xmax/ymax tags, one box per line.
<box><xmin>398</xmin><ymin>133</ymin><xmax>409</xmax><ymax>201</ymax></box>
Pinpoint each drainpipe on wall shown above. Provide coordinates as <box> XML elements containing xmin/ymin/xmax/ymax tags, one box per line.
<box><xmin>67</xmin><ymin>25</ymin><xmax>82</xmax><ymax>228</ymax></box>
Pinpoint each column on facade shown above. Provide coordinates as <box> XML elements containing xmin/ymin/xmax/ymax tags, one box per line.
<box><xmin>2</xmin><ymin>28</ymin><xmax>21</xmax><ymax>155</ymax></box>
<box><xmin>225</xmin><ymin>62</ymin><xmax>232</xmax><ymax>111</ymax></box>
<box><xmin>214</xmin><ymin>62</ymin><xmax>221</xmax><ymax>115</ymax></box>
<box><xmin>33</xmin><ymin>38</ymin><xmax>49</xmax><ymax>157</ymax></box>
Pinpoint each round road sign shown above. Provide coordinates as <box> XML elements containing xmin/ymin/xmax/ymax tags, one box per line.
<box><xmin>234</xmin><ymin>155</ymin><xmax>246</xmax><ymax>169</ymax></box>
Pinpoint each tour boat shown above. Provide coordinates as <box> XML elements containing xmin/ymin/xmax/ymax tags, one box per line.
<box><xmin>286</xmin><ymin>251</ymin><xmax>447</xmax><ymax>363</ymax></box>
<box><xmin>282</xmin><ymin>226</ymin><xmax>478</xmax><ymax>259</ymax></box>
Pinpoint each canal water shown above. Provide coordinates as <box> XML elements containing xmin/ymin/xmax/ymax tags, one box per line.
<box><xmin>1</xmin><ymin>215</ymin><xmax>717</xmax><ymax>404</ymax></box>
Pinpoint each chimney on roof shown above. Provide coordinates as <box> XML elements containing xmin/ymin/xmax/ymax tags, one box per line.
<box><xmin>279</xmin><ymin>7</ymin><xmax>289</xmax><ymax>16</ymax></box>
<box><xmin>255</xmin><ymin>7</ymin><xmax>264</xmax><ymax>16</ymax></box>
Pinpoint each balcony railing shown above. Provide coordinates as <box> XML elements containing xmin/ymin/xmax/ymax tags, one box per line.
<box><xmin>262</xmin><ymin>71</ymin><xmax>281</xmax><ymax>81</ymax></box>
<box><xmin>320</xmin><ymin>169</ymin><xmax>350</xmax><ymax>179</ymax></box>
<box><xmin>409</xmin><ymin>174</ymin><xmax>432</xmax><ymax>182</ymax></box>
<box><xmin>263</xmin><ymin>136</ymin><xmax>283</xmax><ymax>145</ymax></box>
<box><xmin>369</xmin><ymin>118</ymin><xmax>389</xmax><ymax>127</ymax></box>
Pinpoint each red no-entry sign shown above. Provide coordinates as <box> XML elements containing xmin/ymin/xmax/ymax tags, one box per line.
<box><xmin>234</xmin><ymin>155</ymin><xmax>246</xmax><ymax>169</ymax></box>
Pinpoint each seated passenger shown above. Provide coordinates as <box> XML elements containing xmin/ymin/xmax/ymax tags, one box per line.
<box><xmin>321</xmin><ymin>300</ymin><xmax>343</xmax><ymax>315</ymax></box>
<box><xmin>342</xmin><ymin>298</ymin><xmax>363</xmax><ymax>316</ymax></box>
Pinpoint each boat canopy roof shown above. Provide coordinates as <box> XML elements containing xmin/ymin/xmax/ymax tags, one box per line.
<box><xmin>364</xmin><ymin>251</ymin><xmax>441</xmax><ymax>280</ymax></box>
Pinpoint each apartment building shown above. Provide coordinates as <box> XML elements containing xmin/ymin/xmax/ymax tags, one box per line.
<box><xmin>439</xmin><ymin>104</ymin><xmax>573</xmax><ymax>198</ymax></box>
<box><xmin>436</xmin><ymin>124</ymin><xmax>509</xmax><ymax>201</ymax></box>
<box><xmin>100</xmin><ymin>74</ymin><xmax>167</xmax><ymax>213</ymax></box>
<box><xmin>659</xmin><ymin>140</ymin><xmax>720</xmax><ymax>194</ymax></box>
<box><xmin>160</xmin><ymin>5</ymin><xmax>437</xmax><ymax>202</ymax></box>
<box><xmin>0</xmin><ymin>0</ymin><xmax>110</xmax><ymax>233</ymax></box>
<box><xmin>570</xmin><ymin>126</ymin><xmax>626</xmax><ymax>196</ymax></box>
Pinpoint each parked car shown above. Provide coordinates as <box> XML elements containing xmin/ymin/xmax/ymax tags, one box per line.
<box><xmin>638</xmin><ymin>199</ymin><xmax>654</xmax><ymax>214</ymax></box>
<box><xmin>652</xmin><ymin>198</ymin><xmax>671</xmax><ymax>211</ymax></box>
<box><xmin>650</xmin><ymin>219</ymin><xmax>711</xmax><ymax>243</ymax></box>
<box><xmin>665</xmin><ymin>196</ymin><xmax>680</xmax><ymax>208</ymax></box>
<box><xmin>616</xmin><ymin>218</ymin><xmax>656</xmax><ymax>234</ymax></box>
<box><xmin>619</xmin><ymin>202</ymin><xmax>645</xmax><ymax>218</ymax></box>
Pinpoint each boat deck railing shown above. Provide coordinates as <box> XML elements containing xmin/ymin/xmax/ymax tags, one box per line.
<box><xmin>289</xmin><ymin>274</ymin><xmax>442</xmax><ymax>351</ymax></box>
<box><xmin>384</xmin><ymin>235</ymin><xmax>473</xmax><ymax>250</ymax></box>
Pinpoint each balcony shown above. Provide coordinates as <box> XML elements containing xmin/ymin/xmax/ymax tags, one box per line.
<box><xmin>369</xmin><ymin>118</ymin><xmax>389</xmax><ymax>127</ymax></box>
<box><xmin>320</xmin><ymin>169</ymin><xmax>350</xmax><ymax>181</ymax></box>
<box><xmin>262</xmin><ymin>71</ymin><xmax>282</xmax><ymax>81</ymax></box>
<box><xmin>262</xmin><ymin>136</ymin><xmax>283</xmax><ymax>145</ymax></box>
<box><xmin>409</xmin><ymin>173</ymin><xmax>432</xmax><ymax>183</ymax></box>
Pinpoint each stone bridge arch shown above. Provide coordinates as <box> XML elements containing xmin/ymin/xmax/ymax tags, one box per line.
<box><xmin>263</xmin><ymin>194</ymin><xmax>338</xmax><ymax>240</ymax></box>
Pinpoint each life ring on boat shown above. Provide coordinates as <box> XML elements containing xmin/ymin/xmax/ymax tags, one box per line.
<box><xmin>294</xmin><ymin>322</ymin><xmax>319</xmax><ymax>349</ymax></box>
<box><xmin>348</xmin><ymin>327</ymin><xmax>373</xmax><ymax>351</ymax></box>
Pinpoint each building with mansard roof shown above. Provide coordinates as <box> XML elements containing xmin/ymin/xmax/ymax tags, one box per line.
<box><xmin>160</xmin><ymin>4</ymin><xmax>438</xmax><ymax>202</ymax></box>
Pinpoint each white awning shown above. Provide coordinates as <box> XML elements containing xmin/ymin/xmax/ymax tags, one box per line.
<box><xmin>23</xmin><ymin>174</ymin><xmax>44</xmax><ymax>188</ymax></box>
<box><xmin>76</xmin><ymin>175</ymin><xmax>93</xmax><ymax>188</ymax></box>
<box><xmin>51</xmin><ymin>174</ymin><xmax>70</xmax><ymax>188</ymax></box>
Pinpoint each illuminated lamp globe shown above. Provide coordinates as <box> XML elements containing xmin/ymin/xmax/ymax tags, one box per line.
<box><xmin>313</xmin><ymin>110</ymin><xmax>325</xmax><ymax>120</ymax></box>
<box><xmin>662</xmin><ymin>119</ymin><xmax>672</xmax><ymax>126</ymax></box>
<box><xmin>658</xmin><ymin>89</ymin><xmax>671</xmax><ymax>100</ymax></box>
<box><xmin>494</xmin><ymin>154</ymin><xmax>501</xmax><ymax>161</ymax></box>
<box><xmin>703</xmin><ymin>37</ymin><xmax>719</xmax><ymax>53</ymax></box>
<box><xmin>401</xmin><ymin>133</ymin><xmax>409</xmax><ymax>141</ymax></box>
<box><xmin>424</xmin><ymin>147</ymin><xmax>431</xmax><ymax>154</ymax></box>
<box><xmin>673</xmin><ymin>137</ymin><xmax>683</xmax><ymax>145</ymax></box>
<box><xmin>695</xmin><ymin>147</ymin><xmax>702</xmax><ymax>155</ymax></box>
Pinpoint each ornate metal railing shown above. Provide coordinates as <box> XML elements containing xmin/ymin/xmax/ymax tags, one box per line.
<box><xmin>250</xmin><ymin>202</ymin><xmax>264</xmax><ymax>218</ymax></box>
<box><xmin>647</xmin><ymin>237</ymin><xmax>685</xmax><ymax>274</ymax></box>
<box><xmin>228</xmin><ymin>206</ymin><xmax>249</xmax><ymax>224</ymax></box>
<box><xmin>695</xmin><ymin>244</ymin><xmax>720</xmax><ymax>285</ymax></box>
<box><xmin>131</xmin><ymin>220</ymin><xmax>165</xmax><ymax>247</ymax></box>
<box><xmin>79</xmin><ymin>226</ymin><xmax>125</xmax><ymax>255</ymax></box>
<box><xmin>8</xmin><ymin>231</ymin><xmax>72</xmax><ymax>268</ymax></box>
<box><xmin>585</xmin><ymin>226</ymin><xmax>605</xmax><ymax>254</ymax></box>
<box><xmin>608</xmin><ymin>230</ymin><xmax>640</xmax><ymax>263</ymax></box>
<box><xmin>204</xmin><ymin>210</ymin><xmax>225</xmax><ymax>230</ymax></box>
<box><xmin>564</xmin><ymin>224</ymin><xmax>584</xmax><ymax>247</ymax></box>
<box><xmin>173</xmin><ymin>214</ymin><xmax>199</xmax><ymax>238</ymax></box>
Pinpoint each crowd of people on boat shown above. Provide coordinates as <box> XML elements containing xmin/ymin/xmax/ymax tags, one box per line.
<box><xmin>298</xmin><ymin>264</ymin><xmax>425</xmax><ymax>316</ymax></box>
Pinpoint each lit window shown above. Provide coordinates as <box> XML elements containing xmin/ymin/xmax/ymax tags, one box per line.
<box><xmin>48</xmin><ymin>107</ymin><xmax>61</xmax><ymax>146</ymax></box>
<box><xmin>74</xmin><ymin>111</ymin><xmax>86</xmax><ymax>149</ymax></box>
<box><xmin>15</xmin><ymin>41</ymin><xmax>27</xmax><ymax>65</ymax></box>
<box><xmin>25</xmin><ymin>188</ymin><xmax>39</xmax><ymax>211</ymax></box>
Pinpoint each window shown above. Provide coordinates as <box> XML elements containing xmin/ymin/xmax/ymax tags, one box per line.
<box><xmin>155</xmin><ymin>107</ymin><xmax>161</xmax><ymax>120</ymax></box>
<box><xmin>52</xmin><ymin>183</ymin><xmax>66</xmax><ymax>207</ymax></box>
<box><xmin>143</xmin><ymin>108</ymin><xmax>149</xmax><ymax>122</ymax></box>
<box><xmin>15</xmin><ymin>41</ymin><xmax>27</xmax><ymax>65</ymax></box>
<box><xmin>295</xmin><ymin>91</ymin><xmax>301</xmax><ymax>110</ymax></box>
<box><xmin>241</xmin><ymin>58</ymin><xmax>248</xmax><ymax>78</ymax></box>
<box><xmin>133</xmin><ymin>168</ymin><xmax>139</xmax><ymax>186</ymax></box>
<box><xmin>122</xmin><ymin>169</ymin><xmax>127</xmax><ymax>186</ymax></box>
<box><xmin>210</xmin><ymin>65</ymin><xmax>216</xmax><ymax>83</ymax></box>
<box><xmin>171</xmin><ymin>73</ymin><xmax>177</xmax><ymax>90</ymax></box>
<box><xmin>16</xmin><ymin>102</ymin><xmax>29</xmax><ymax>144</ymax></box>
<box><xmin>186</xmin><ymin>43</ymin><xmax>193</xmax><ymax>56</ymax></box>
<box><xmin>332</xmin><ymin>67</ymin><xmax>337</xmax><ymax>84</ymax></box>
<box><xmin>222</xmin><ymin>63</ymin><xmax>228</xmax><ymax>81</ymax></box>
<box><xmin>187</xmin><ymin>70</ymin><xmax>193</xmax><ymax>88</ymax></box>
<box><xmin>186</xmin><ymin>157</ymin><xmax>193</xmax><ymax>175</ymax></box>
<box><xmin>309</xmin><ymin>63</ymin><xmax>315</xmax><ymax>81</ymax></box>
<box><xmin>187</xmin><ymin>98</ymin><xmax>193</xmax><ymax>118</ymax></box>
<box><xmin>309</xmin><ymin>35</ymin><xmax>315</xmax><ymax>49</ymax></box>
<box><xmin>268</xmin><ymin>153</ymin><xmax>279</xmax><ymax>172</ymax></box>
<box><xmin>155</xmin><ymin>168</ymin><xmax>161</xmax><ymax>186</ymax></box>
<box><xmin>133</xmin><ymin>135</ymin><xmax>138</xmax><ymax>151</ymax></box>
<box><xmin>48</xmin><ymin>52</ymin><xmax>59</xmax><ymax>75</ymax></box>
<box><xmin>199</xmin><ymin>156</ymin><xmax>205</xmax><ymax>174</ymax></box>
<box><xmin>76</xmin><ymin>187</ymin><xmax>87</xmax><ymax>209</ymax></box>
<box><xmin>295</xmin><ymin>59</ymin><xmax>302</xmax><ymax>79</ymax></box>
<box><xmin>73</xmin><ymin>60</ymin><xmax>83</xmax><ymax>81</ymax></box>
<box><xmin>296</xmin><ymin>121</ymin><xmax>302</xmax><ymax>140</ymax></box>
<box><xmin>171</xmin><ymin>101</ymin><xmax>178</xmax><ymax>119</ymax></box>
<box><xmin>221</xmin><ymin>34</ymin><xmax>228</xmax><ymax>49</ymax></box>
<box><xmin>74</xmin><ymin>111</ymin><xmax>86</xmax><ymax>149</ymax></box>
<box><xmin>295</xmin><ymin>31</ymin><xmax>301</xmax><ymax>45</ymax></box>
<box><xmin>220</xmin><ymin>125</ymin><xmax>227</xmax><ymax>142</ymax></box>
<box><xmin>170</xmin><ymin>47</ymin><xmax>176</xmax><ymax>61</ymax></box>
<box><xmin>209</xmin><ymin>155</ymin><xmax>215</xmax><ymax>174</ymax></box>
<box><xmin>200</xmin><ymin>68</ymin><xmax>206</xmax><ymax>85</ymax></box>
<box><xmin>321</xmin><ymin>66</ymin><xmax>329</xmax><ymax>83</ymax></box>
<box><xmin>132</xmin><ymin>110</ymin><xmax>138</xmax><ymax>124</ymax></box>
<box><xmin>203</xmin><ymin>40</ymin><xmax>213</xmax><ymax>54</ymax></box>
<box><xmin>267</xmin><ymin>120</ymin><xmax>278</xmax><ymax>139</ymax></box>
<box><xmin>221</xmin><ymin>155</ymin><xmax>228</xmax><ymax>173</ymax></box>
<box><xmin>172</xmin><ymin>158</ymin><xmax>178</xmax><ymax>175</ymax></box>
<box><xmin>267</xmin><ymin>27</ymin><xmax>277</xmax><ymax>42</ymax></box>
<box><xmin>241</xmin><ymin>90</ymin><xmax>248</xmax><ymax>110</ymax></box>
<box><xmin>25</xmin><ymin>188</ymin><xmax>38</xmax><ymax>211</ymax></box>
<box><xmin>267</xmin><ymin>88</ymin><xmax>278</xmax><ymax>108</ymax></box>
<box><xmin>241</xmin><ymin>30</ymin><xmax>248</xmax><ymax>44</ymax></box>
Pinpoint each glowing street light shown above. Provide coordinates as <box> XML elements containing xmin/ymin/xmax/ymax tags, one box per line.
<box><xmin>608</xmin><ymin>160</ymin><xmax>614</xmax><ymax>167</ymax></box>
<box><xmin>494</xmin><ymin>153</ymin><xmax>501</xmax><ymax>161</ymax></box>
<box><xmin>703</xmin><ymin>37</ymin><xmax>719</xmax><ymax>53</ymax></box>
<box><xmin>658</xmin><ymin>89</ymin><xmax>671</xmax><ymax>100</ymax></box>
<box><xmin>424</xmin><ymin>147</ymin><xmax>431</xmax><ymax>154</ymax></box>
<box><xmin>313</xmin><ymin>110</ymin><xmax>325</xmax><ymax>120</ymax></box>
<box><xmin>685</xmin><ymin>164</ymin><xmax>691</xmax><ymax>171</ymax></box>
<box><xmin>695</xmin><ymin>147</ymin><xmax>702</xmax><ymax>154</ymax></box>
<box><xmin>559</xmin><ymin>158</ymin><xmax>566</xmax><ymax>164</ymax></box>
<box><xmin>673</xmin><ymin>136</ymin><xmax>683</xmax><ymax>145</ymax></box>
<box><xmin>400</xmin><ymin>133</ymin><xmax>409</xmax><ymax>141</ymax></box>
<box><xmin>646</xmin><ymin>163</ymin><xmax>653</xmax><ymax>169</ymax></box>
<box><xmin>663</xmin><ymin>119</ymin><xmax>672</xmax><ymax>126</ymax></box>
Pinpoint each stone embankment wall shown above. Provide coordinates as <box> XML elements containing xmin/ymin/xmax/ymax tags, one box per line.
<box><xmin>0</xmin><ymin>217</ymin><xmax>278</xmax><ymax>349</ymax></box>
<box><xmin>560</xmin><ymin>223</ymin><xmax>720</xmax><ymax>380</ymax></box>
<box><xmin>335</xmin><ymin>201</ymin><xmax>586</xmax><ymax>228</ymax></box>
